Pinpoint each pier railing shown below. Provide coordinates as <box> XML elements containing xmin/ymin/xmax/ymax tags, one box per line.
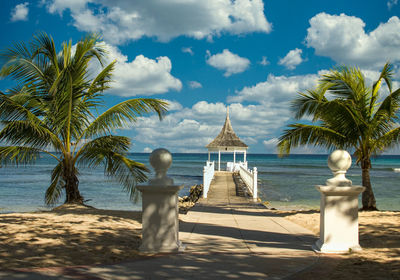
<box><xmin>203</xmin><ymin>161</ymin><xmax>215</xmax><ymax>198</ymax></box>
<box><xmin>239</xmin><ymin>165</ymin><xmax>258</xmax><ymax>200</ymax></box>
<box><xmin>226</xmin><ymin>161</ymin><xmax>247</xmax><ymax>172</ymax></box>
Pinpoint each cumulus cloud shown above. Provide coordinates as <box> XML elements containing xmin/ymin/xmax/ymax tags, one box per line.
<box><xmin>163</xmin><ymin>100</ymin><xmax>183</xmax><ymax>111</ymax></box>
<box><xmin>306</xmin><ymin>13</ymin><xmax>400</xmax><ymax>68</ymax></box>
<box><xmin>206</xmin><ymin>49</ymin><xmax>250</xmax><ymax>77</ymax></box>
<box><xmin>143</xmin><ymin>147</ymin><xmax>152</xmax><ymax>153</ymax></box>
<box><xmin>127</xmin><ymin>72</ymin><xmax>326</xmax><ymax>153</ymax></box>
<box><xmin>10</xmin><ymin>2</ymin><xmax>29</xmax><ymax>22</ymax></box>
<box><xmin>229</xmin><ymin>73</ymin><xmax>319</xmax><ymax>104</ymax></box>
<box><xmin>91</xmin><ymin>42</ymin><xmax>181</xmax><ymax>96</ymax></box>
<box><xmin>44</xmin><ymin>0</ymin><xmax>271</xmax><ymax>44</ymax></box>
<box><xmin>182</xmin><ymin>47</ymin><xmax>194</xmax><ymax>55</ymax></box>
<box><xmin>259</xmin><ymin>56</ymin><xmax>270</xmax><ymax>66</ymax></box>
<box><xmin>278</xmin><ymin>48</ymin><xmax>303</xmax><ymax>70</ymax></box>
<box><xmin>263</xmin><ymin>139</ymin><xmax>278</xmax><ymax>153</ymax></box>
<box><xmin>188</xmin><ymin>81</ymin><xmax>202</xmax><ymax>89</ymax></box>
<box><xmin>131</xmin><ymin>101</ymin><xmax>287</xmax><ymax>153</ymax></box>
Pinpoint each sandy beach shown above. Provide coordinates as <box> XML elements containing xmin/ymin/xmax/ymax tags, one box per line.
<box><xmin>281</xmin><ymin>210</ymin><xmax>400</xmax><ymax>279</ymax></box>
<box><xmin>0</xmin><ymin>205</ymin><xmax>144</xmax><ymax>269</ymax></box>
<box><xmin>0</xmin><ymin>205</ymin><xmax>399</xmax><ymax>279</ymax></box>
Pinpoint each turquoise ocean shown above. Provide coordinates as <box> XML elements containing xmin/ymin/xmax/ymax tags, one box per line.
<box><xmin>0</xmin><ymin>153</ymin><xmax>399</xmax><ymax>213</ymax></box>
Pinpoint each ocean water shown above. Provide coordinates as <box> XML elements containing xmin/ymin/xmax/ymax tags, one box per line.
<box><xmin>0</xmin><ymin>153</ymin><xmax>399</xmax><ymax>213</ymax></box>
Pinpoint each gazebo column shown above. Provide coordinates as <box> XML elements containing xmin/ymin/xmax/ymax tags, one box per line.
<box><xmin>218</xmin><ymin>150</ymin><xmax>221</xmax><ymax>171</ymax></box>
<box><xmin>244</xmin><ymin>151</ymin><xmax>247</xmax><ymax>163</ymax></box>
<box><xmin>233</xmin><ymin>150</ymin><xmax>236</xmax><ymax>164</ymax></box>
<box><xmin>208</xmin><ymin>151</ymin><xmax>210</xmax><ymax>162</ymax></box>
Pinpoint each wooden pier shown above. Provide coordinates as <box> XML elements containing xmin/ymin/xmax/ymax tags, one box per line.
<box><xmin>200</xmin><ymin>171</ymin><xmax>257</xmax><ymax>206</ymax></box>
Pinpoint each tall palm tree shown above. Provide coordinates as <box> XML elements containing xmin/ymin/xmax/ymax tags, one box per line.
<box><xmin>0</xmin><ymin>33</ymin><xmax>168</xmax><ymax>205</ymax></box>
<box><xmin>278</xmin><ymin>63</ymin><xmax>400</xmax><ymax>210</ymax></box>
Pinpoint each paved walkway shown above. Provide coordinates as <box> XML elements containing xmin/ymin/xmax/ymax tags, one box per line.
<box><xmin>1</xmin><ymin>172</ymin><xmax>321</xmax><ymax>280</ymax></box>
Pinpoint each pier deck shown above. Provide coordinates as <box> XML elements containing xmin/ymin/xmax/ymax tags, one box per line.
<box><xmin>200</xmin><ymin>171</ymin><xmax>254</xmax><ymax>206</ymax></box>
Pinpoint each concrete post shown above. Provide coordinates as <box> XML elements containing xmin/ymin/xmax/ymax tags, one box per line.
<box><xmin>253</xmin><ymin>167</ymin><xmax>258</xmax><ymax>200</ymax></box>
<box><xmin>136</xmin><ymin>148</ymin><xmax>185</xmax><ymax>253</ymax></box>
<box><xmin>313</xmin><ymin>150</ymin><xmax>365</xmax><ymax>254</ymax></box>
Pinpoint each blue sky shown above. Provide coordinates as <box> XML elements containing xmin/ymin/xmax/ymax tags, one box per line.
<box><xmin>1</xmin><ymin>0</ymin><xmax>400</xmax><ymax>153</ymax></box>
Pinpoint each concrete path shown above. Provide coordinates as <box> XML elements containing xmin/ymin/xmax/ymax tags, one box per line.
<box><xmin>1</xmin><ymin>172</ymin><xmax>320</xmax><ymax>280</ymax></box>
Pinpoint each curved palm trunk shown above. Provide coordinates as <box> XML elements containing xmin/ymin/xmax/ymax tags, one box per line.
<box><xmin>62</xmin><ymin>155</ymin><xmax>84</xmax><ymax>204</ymax></box>
<box><xmin>361</xmin><ymin>159</ymin><xmax>377</xmax><ymax>211</ymax></box>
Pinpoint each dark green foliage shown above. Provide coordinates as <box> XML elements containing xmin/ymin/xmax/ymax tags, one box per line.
<box><xmin>278</xmin><ymin>63</ymin><xmax>400</xmax><ymax>210</ymax></box>
<box><xmin>0</xmin><ymin>33</ymin><xmax>168</xmax><ymax>205</ymax></box>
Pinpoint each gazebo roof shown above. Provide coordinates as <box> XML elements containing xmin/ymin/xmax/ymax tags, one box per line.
<box><xmin>206</xmin><ymin>108</ymin><xmax>248</xmax><ymax>150</ymax></box>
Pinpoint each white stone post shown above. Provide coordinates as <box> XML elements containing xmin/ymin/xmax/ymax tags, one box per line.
<box><xmin>136</xmin><ymin>148</ymin><xmax>185</xmax><ymax>253</ymax></box>
<box><xmin>314</xmin><ymin>150</ymin><xmax>365</xmax><ymax>254</ymax></box>
<box><xmin>252</xmin><ymin>167</ymin><xmax>258</xmax><ymax>200</ymax></box>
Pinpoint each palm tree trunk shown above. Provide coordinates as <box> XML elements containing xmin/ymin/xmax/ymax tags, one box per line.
<box><xmin>361</xmin><ymin>159</ymin><xmax>378</xmax><ymax>211</ymax></box>
<box><xmin>64</xmin><ymin>173</ymin><xmax>83</xmax><ymax>204</ymax></box>
<box><xmin>63</xmin><ymin>156</ymin><xmax>84</xmax><ymax>204</ymax></box>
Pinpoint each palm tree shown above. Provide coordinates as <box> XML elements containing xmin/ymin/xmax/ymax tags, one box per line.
<box><xmin>0</xmin><ymin>33</ymin><xmax>168</xmax><ymax>205</ymax></box>
<box><xmin>278</xmin><ymin>63</ymin><xmax>400</xmax><ymax>210</ymax></box>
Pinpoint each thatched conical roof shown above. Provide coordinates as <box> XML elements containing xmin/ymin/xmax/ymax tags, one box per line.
<box><xmin>206</xmin><ymin>108</ymin><xmax>248</xmax><ymax>150</ymax></box>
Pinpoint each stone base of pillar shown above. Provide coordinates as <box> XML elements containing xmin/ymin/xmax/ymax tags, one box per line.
<box><xmin>137</xmin><ymin>184</ymin><xmax>185</xmax><ymax>254</ymax></box>
<box><xmin>314</xmin><ymin>185</ymin><xmax>365</xmax><ymax>254</ymax></box>
<box><xmin>313</xmin><ymin>239</ymin><xmax>362</xmax><ymax>254</ymax></box>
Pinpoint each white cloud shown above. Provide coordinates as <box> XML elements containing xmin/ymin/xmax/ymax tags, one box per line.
<box><xmin>263</xmin><ymin>139</ymin><xmax>278</xmax><ymax>153</ymax></box>
<box><xmin>143</xmin><ymin>147</ymin><xmax>152</xmax><ymax>153</ymax></box>
<box><xmin>188</xmin><ymin>81</ymin><xmax>202</xmax><ymax>89</ymax></box>
<box><xmin>278</xmin><ymin>48</ymin><xmax>303</xmax><ymax>70</ymax></box>
<box><xmin>163</xmin><ymin>100</ymin><xmax>183</xmax><ymax>111</ymax></box>
<box><xmin>182</xmin><ymin>47</ymin><xmax>194</xmax><ymax>55</ymax></box>
<box><xmin>206</xmin><ymin>49</ymin><xmax>250</xmax><ymax>77</ymax></box>
<box><xmin>129</xmin><ymin>99</ymin><xmax>294</xmax><ymax>153</ymax></box>
<box><xmin>229</xmin><ymin>73</ymin><xmax>319</xmax><ymax>104</ymax></box>
<box><xmin>259</xmin><ymin>56</ymin><xmax>270</xmax><ymax>66</ymax></box>
<box><xmin>388</xmin><ymin>0</ymin><xmax>398</xmax><ymax>10</ymax></box>
<box><xmin>10</xmin><ymin>2</ymin><xmax>29</xmax><ymax>22</ymax></box>
<box><xmin>306</xmin><ymin>13</ymin><xmax>400</xmax><ymax>68</ymax></box>
<box><xmin>128</xmin><ymin>73</ymin><xmax>322</xmax><ymax>152</ymax></box>
<box><xmin>91</xmin><ymin>42</ymin><xmax>182</xmax><ymax>96</ymax></box>
<box><xmin>45</xmin><ymin>0</ymin><xmax>271</xmax><ymax>44</ymax></box>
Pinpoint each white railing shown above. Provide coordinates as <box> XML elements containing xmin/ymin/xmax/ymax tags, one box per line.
<box><xmin>203</xmin><ymin>161</ymin><xmax>215</xmax><ymax>198</ymax></box>
<box><xmin>226</xmin><ymin>161</ymin><xmax>247</xmax><ymax>172</ymax></box>
<box><xmin>239</xmin><ymin>165</ymin><xmax>258</xmax><ymax>200</ymax></box>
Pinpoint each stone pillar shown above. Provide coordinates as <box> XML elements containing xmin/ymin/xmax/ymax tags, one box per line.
<box><xmin>137</xmin><ymin>148</ymin><xmax>185</xmax><ymax>253</ymax></box>
<box><xmin>314</xmin><ymin>150</ymin><xmax>365</xmax><ymax>254</ymax></box>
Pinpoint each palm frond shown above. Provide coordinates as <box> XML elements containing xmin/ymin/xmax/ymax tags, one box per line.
<box><xmin>0</xmin><ymin>146</ymin><xmax>40</xmax><ymax>166</ymax></box>
<box><xmin>76</xmin><ymin>135</ymin><xmax>149</xmax><ymax>201</ymax></box>
<box><xmin>278</xmin><ymin>124</ymin><xmax>346</xmax><ymax>155</ymax></box>
<box><xmin>45</xmin><ymin>161</ymin><xmax>64</xmax><ymax>205</ymax></box>
<box><xmin>87</xmin><ymin>60</ymin><xmax>116</xmax><ymax>97</ymax></box>
<box><xmin>372</xmin><ymin>126</ymin><xmax>400</xmax><ymax>153</ymax></box>
<box><xmin>82</xmin><ymin>98</ymin><xmax>168</xmax><ymax>139</ymax></box>
<box><xmin>75</xmin><ymin>135</ymin><xmax>131</xmax><ymax>166</ymax></box>
<box><xmin>292</xmin><ymin>89</ymin><xmax>327</xmax><ymax>120</ymax></box>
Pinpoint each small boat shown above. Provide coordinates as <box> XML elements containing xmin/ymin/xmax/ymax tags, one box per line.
<box><xmin>394</xmin><ymin>168</ymin><xmax>400</xmax><ymax>173</ymax></box>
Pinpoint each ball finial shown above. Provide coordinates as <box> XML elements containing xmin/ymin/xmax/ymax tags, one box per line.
<box><xmin>149</xmin><ymin>148</ymin><xmax>174</xmax><ymax>186</ymax></box>
<box><xmin>328</xmin><ymin>150</ymin><xmax>352</xmax><ymax>172</ymax></box>
<box><xmin>326</xmin><ymin>150</ymin><xmax>352</xmax><ymax>186</ymax></box>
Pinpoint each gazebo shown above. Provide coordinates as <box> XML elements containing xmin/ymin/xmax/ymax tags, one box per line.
<box><xmin>206</xmin><ymin>107</ymin><xmax>248</xmax><ymax>171</ymax></box>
